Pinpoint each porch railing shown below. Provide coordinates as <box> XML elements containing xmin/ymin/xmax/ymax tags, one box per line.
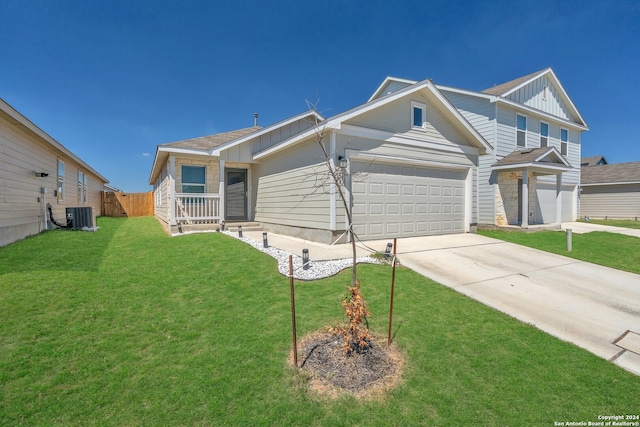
<box><xmin>174</xmin><ymin>193</ymin><xmax>221</xmax><ymax>224</ymax></box>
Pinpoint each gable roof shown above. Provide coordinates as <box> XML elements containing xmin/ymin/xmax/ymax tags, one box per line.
<box><xmin>581</xmin><ymin>155</ymin><xmax>608</xmax><ymax>167</ymax></box>
<box><xmin>0</xmin><ymin>98</ymin><xmax>109</xmax><ymax>183</ymax></box>
<box><xmin>254</xmin><ymin>78</ymin><xmax>491</xmax><ymax>160</ymax></box>
<box><xmin>367</xmin><ymin>76</ymin><xmax>419</xmax><ymax>102</ymax></box>
<box><xmin>148</xmin><ymin>110</ymin><xmax>324</xmax><ymax>184</ymax></box>
<box><xmin>482</xmin><ymin>67</ymin><xmax>587</xmax><ymax>128</ymax></box>
<box><xmin>581</xmin><ymin>162</ymin><xmax>640</xmax><ymax>185</ymax></box>
<box><xmin>164</xmin><ymin>126</ymin><xmax>261</xmax><ymax>151</ymax></box>
<box><xmin>482</xmin><ymin>68</ymin><xmax>548</xmax><ymax>96</ymax></box>
<box><xmin>492</xmin><ymin>147</ymin><xmax>573</xmax><ymax>173</ymax></box>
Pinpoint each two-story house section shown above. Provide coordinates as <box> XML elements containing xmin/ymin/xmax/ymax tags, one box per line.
<box><xmin>439</xmin><ymin>68</ymin><xmax>589</xmax><ymax>228</ymax></box>
<box><xmin>371</xmin><ymin>68</ymin><xmax>589</xmax><ymax>228</ymax></box>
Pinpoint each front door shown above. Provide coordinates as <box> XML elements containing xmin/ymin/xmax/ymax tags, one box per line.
<box><xmin>225</xmin><ymin>169</ymin><xmax>247</xmax><ymax>221</ymax></box>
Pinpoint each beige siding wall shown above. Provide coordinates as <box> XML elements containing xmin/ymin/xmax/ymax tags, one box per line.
<box><xmin>153</xmin><ymin>162</ymin><xmax>170</xmax><ymax>225</ymax></box>
<box><xmin>253</xmin><ymin>138</ymin><xmax>331</xmax><ymax>229</ymax></box>
<box><xmin>580</xmin><ymin>184</ymin><xmax>640</xmax><ymax>219</ymax></box>
<box><xmin>0</xmin><ymin>113</ymin><xmax>105</xmax><ymax>247</ymax></box>
<box><xmin>344</xmin><ymin>92</ymin><xmax>471</xmax><ymax>147</ymax></box>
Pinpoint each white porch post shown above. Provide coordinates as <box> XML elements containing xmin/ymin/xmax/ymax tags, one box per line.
<box><xmin>521</xmin><ymin>169</ymin><xmax>529</xmax><ymax>228</ymax></box>
<box><xmin>219</xmin><ymin>160</ymin><xmax>225</xmax><ymax>223</ymax></box>
<box><xmin>556</xmin><ymin>172</ymin><xmax>563</xmax><ymax>225</ymax></box>
<box><xmin>169</xmin><ymin>155</ymin><xmax>176</xmax><ymax>226</ymax></box>
<box><xmin>329</xmin><ymin>132</ymin><xmax>337</xmax><ymax>230</ymax></box>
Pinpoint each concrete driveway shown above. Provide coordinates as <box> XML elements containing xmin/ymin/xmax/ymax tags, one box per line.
<box><xmin>394</xmin><ymin>232</ymin><xmax>640</xmax><ymax>376</ymax></box>
<box><xmin>241</xmin><ymin>223</ymin><xmax>640</xmax><ymax>375</ymax></box>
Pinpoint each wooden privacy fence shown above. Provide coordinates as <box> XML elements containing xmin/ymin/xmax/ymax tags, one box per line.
<box><xmin>102</xmin><ymin>191</ymin><xmax>154</xmax><ymax>217</ymax></box>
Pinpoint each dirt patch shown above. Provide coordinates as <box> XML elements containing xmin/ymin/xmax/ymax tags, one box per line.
<box><xmin>291</xmin><ymin>330</ymin><xmax>404</xmax><ymax>399</ymax></box>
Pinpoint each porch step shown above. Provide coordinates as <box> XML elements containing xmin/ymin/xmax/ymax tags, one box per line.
<box><xmin>224</xmin><ymin>221</ymin><xmax>263</xmax><ymax>233</ymax></box>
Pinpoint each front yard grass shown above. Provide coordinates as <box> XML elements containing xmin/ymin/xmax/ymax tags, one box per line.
<box><xmin>477</xmin><ymin>229</ymin><xmax>640</xmax><ymax>275</ymax></box>
<box><xmin>1</xmin><ymin>217</ymin><xmax>639</xmax><ymax>425</ymax></box>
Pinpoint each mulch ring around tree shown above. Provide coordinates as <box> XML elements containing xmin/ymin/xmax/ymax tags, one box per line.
<box><xmin>291</xmin><ymin>330</ymin><xmax>404</xmax><ymax>399</ymax></box>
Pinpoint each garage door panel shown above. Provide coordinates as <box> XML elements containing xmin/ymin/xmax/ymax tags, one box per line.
<box><xmin>351</xmin><ymin>161</ymin><xmax>466</xmax><ymax>239</ymax></box>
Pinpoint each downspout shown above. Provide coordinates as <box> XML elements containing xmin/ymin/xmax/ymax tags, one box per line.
<box><xmin>219</xmin><ymin>159</ymin><xmax>225</xmax><ymax>224</ymax></box>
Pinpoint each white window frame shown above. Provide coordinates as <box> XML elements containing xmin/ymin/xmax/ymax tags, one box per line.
<box><xmin>411</xmin><ymin>101</ymin><xmax>426</xmax><ymax>130</ymax></box>
<box><xmin>181</xmin><ymin>165</ymin><xmax>206</xmax><ymax>193</ymax></box>
<box><xmin>540</xmin><ymin>121</ymin><xmax>549</xmax><ymax>147</ymax></box>
<box><xmin>83</xmin><ymin>174</ymin><xmax>88</xmax><ymax>203</ymax></box>
<box><xmin>560</xmin><ymin>128</ymin><xmax>569</xmax><ymax>156</ymax></box>
<box><xmin>516</xmin><ymin>114</ymin><xmax>527</xmax><ymax>147</ymax></box>
<box><xmin>542</xmin><ymin>85</ymin><xmax>548</xmax><ymax>101</ymax></box>
<box><xmin>57</xmin><ymin>159</ymin><xmax>65</xmax><ymax>203</ymax></box>
<box><xmin>78</xmin><ymin>171</ymin><xmax>84</xmax><ymax>204</ymax></box>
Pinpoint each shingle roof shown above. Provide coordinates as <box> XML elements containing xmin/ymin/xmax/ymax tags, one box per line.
<box><xmin>482</xmin><ymin>68</ymin><xmax>549</xmax><ymax>96</ymax></box>
<box><xmin>163</xmin><ymin>126</ymin><xmax>261</xmax><ymax>151</ymax></box>
<box><xmin>581</xmin><ymin>162</ymin><xmax>640</xmax><ymax>185</ymax></box>
<box><xmin>492</xmin><ymin>147</ymin><xmax>564</xmax><ymax>167</ymax></box>
<box><xmin>580</xmin><ymin>155</ymin><xmax>607</xmax><ymax>166</ymax></box>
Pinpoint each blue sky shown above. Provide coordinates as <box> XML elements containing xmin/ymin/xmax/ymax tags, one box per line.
<box><xmin>2</xmin><ymin>0</ymin><xmax>639</xmax><ymax>192</ymax></box>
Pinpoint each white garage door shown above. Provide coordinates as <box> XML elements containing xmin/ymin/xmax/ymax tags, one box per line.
<box><xmin>351</xmin><ymin>161</ymin><xmax>466</xmax><ymax>240</ymax></box>
<box><xmin>535</xmin><ymin>182</ymin><xmax>575</xmax><ymax>223</ymax></box>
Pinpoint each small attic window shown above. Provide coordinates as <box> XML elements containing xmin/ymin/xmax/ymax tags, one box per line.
<box><xmin>542</xmin><ymin>85</ymin><xmax>548</xmax><ymax>101</ymax></box>
<box><xmin>411</xmin><ymin>101</ymin><xmax>426</xmax><ymax>129</ymax></box>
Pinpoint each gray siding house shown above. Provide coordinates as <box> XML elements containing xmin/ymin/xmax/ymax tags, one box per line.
<box><xmin>0</xmin><ymin>98</ymin><xmax>109</xmax><ymax>247</ymax></box>
<box><xmin>580</xmin><ymin>160</ymin><xmax>640</xmax><ymax>219</ymax></box>
<box><xmin>149</xmin><ymin>68</ymin><xmax>587</xmax><ymax>242</ymax></box>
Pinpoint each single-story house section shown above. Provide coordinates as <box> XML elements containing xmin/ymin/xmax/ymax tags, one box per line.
<box><xmin>149</xmin><ymin>79</ymin><xmax>490</xmax><ymax>243</ymax></box>
<box><xmin>580</xmin><ymin>159</ymin><xmax>640</xmax><ymax>219</ymax></box>
<box><xmin>0</xmin><ymin>98</ymin><xmax>109</xmax><ymax>247</ymax></box>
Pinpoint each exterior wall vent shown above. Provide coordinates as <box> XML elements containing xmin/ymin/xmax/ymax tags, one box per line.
<box><xmin>65</xmin><ymin>207</ymin><xmax>93</xmax><ymax>230</ymax></box>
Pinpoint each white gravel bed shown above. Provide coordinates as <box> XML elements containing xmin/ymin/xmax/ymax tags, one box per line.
<box><xmin>221</xmin><ymin>231</ymin><xmax>381</xmax><ymax>280</ymax></box>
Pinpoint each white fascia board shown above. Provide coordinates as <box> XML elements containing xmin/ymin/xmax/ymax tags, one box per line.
<box><xmin>492</xmin><ymin>163</ymin><xmax>573</xmax><ymax>172</ymax></box>
<box><xmin>158</xmin><ymin>145</ymin><xmax>212</xmax><ymax>157</ymax></box>
<box><xmin>581</xmin><ymin>181</ymin><xmax>640</xmax><ymax>186</ymax></box>
<box><xmin>337</xmin><ymin>124</ymin><xmax>481</xmax><ymax>156</ymax></box>
<box><xmin>346</xmin><ymin>149</ymin><xmax>472</xmax><ymax>171</ymax></box>
<box><xmin>1</xmin><ymin>98</ymin><xmax>109</xmax><ymax>183</ymax></box>
<box><xmin>209</xmin><ymin>110</ymin><xmax>324</xmax><ymax>156</ymax></box>
<box><xmin>368</xmin><ymin>76</ymin><xmax>418</xmax><ymax>102</ymax></box>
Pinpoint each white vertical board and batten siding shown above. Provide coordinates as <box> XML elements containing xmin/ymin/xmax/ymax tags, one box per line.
<box><xmin>507</xmin><ymin>75</ymin><xmax>575</xmax><ymax>122</ymax></box>
<box><xmin>251</xmin><ymin>119</ymin><xmax>315</xmax><ymax>155</ymax></box>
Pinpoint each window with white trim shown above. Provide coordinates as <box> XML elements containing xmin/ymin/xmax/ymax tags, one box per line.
<box><xmin>560</xmin><ymin>128</ymin><xmax>568</xmax><ymax>156</ymax></box>
<box><xmin>540</xmin><ymin>122</ymin><xmax>549</xmax><ymax>147</ymax></box>
<box><xmin>516</xmin><ymin>114</ymin><xmax>527</xmax><ymax>147</ymax></box>
<box><xmin>411</xmin><ymin>101</ymin><xmax>426</xmax><ymax>129</ymax></box>
<box><xmin>181</xmin><ymin>165</ymin><xmax>205</xmax><ymax>193</ymax></box>
<box><xmin>83</xmin><ymin>174</ymin><xmax>88</xmax><ymax>203</ymax></box>
<box><xmin>57</xmin><ymin>160</ymin><xmax>65</xmax><ymax>202</ymax></box>
<box><xmin>78</xmin><ymin>171</ymin><xmax>84</xmax><ymax>203</ymax></box>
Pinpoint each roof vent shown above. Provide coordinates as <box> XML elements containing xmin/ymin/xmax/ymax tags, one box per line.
<box><xmin>254</xmin><ymin>113</ymin><xmax>258</xmax><ymax>127</ymax></box>
<box><xmin>521</xmin><ymin>149</ymin><xmax>534</xmax><ymax>154</ymax></box>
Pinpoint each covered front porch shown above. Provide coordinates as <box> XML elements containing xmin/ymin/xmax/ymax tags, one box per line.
<box><xmin>492</xmin><ymin>147</ymin><xmax>573</xmax><ymax>229</ymax></box>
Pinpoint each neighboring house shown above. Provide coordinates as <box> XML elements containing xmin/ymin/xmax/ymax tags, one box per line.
<box><xmin>0</xmin><ymin>98</ymin><xmax>109</xmax><ymax>247</ymax></box>
<box><xmin>149</xmin><ymin>68</ymin><xmax>587</xmax><ymax>242</ymax></box>
<box><xmin>581</xmin><ymin>155</ymin><xmax>607</xmax><ymax>167</ymax></box>
<box><xmin>580</xmin><ymin>158</ymin><xmax>640</xmax><ymax>219</ymax></box>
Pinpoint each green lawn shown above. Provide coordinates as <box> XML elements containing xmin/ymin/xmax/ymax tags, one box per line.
<box><xmin>1</xmin><ymin>217</ymin><xmax>638</xmax><ymax>426</ymax></box>
<box><xmin>477</xmin><ymin>229</ymin><xmax>640</xmax><ymax>275</ymax></box>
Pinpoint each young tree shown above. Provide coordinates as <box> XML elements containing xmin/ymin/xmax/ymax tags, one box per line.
<box><xmin>306</xmin><ymin>100</ymin><xmax>371</xmax><ymax>354</ymax></box>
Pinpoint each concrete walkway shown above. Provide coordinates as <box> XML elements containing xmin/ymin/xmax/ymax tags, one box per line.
<box><xmin>243</xmin><ymin>225</ymin><xmax>640</xmax><ymax>376</ymax></box>
<box><xmin>561</xmin><ymin>221</ymin><xmax>640</xmax><ymax>238</ymax></box>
